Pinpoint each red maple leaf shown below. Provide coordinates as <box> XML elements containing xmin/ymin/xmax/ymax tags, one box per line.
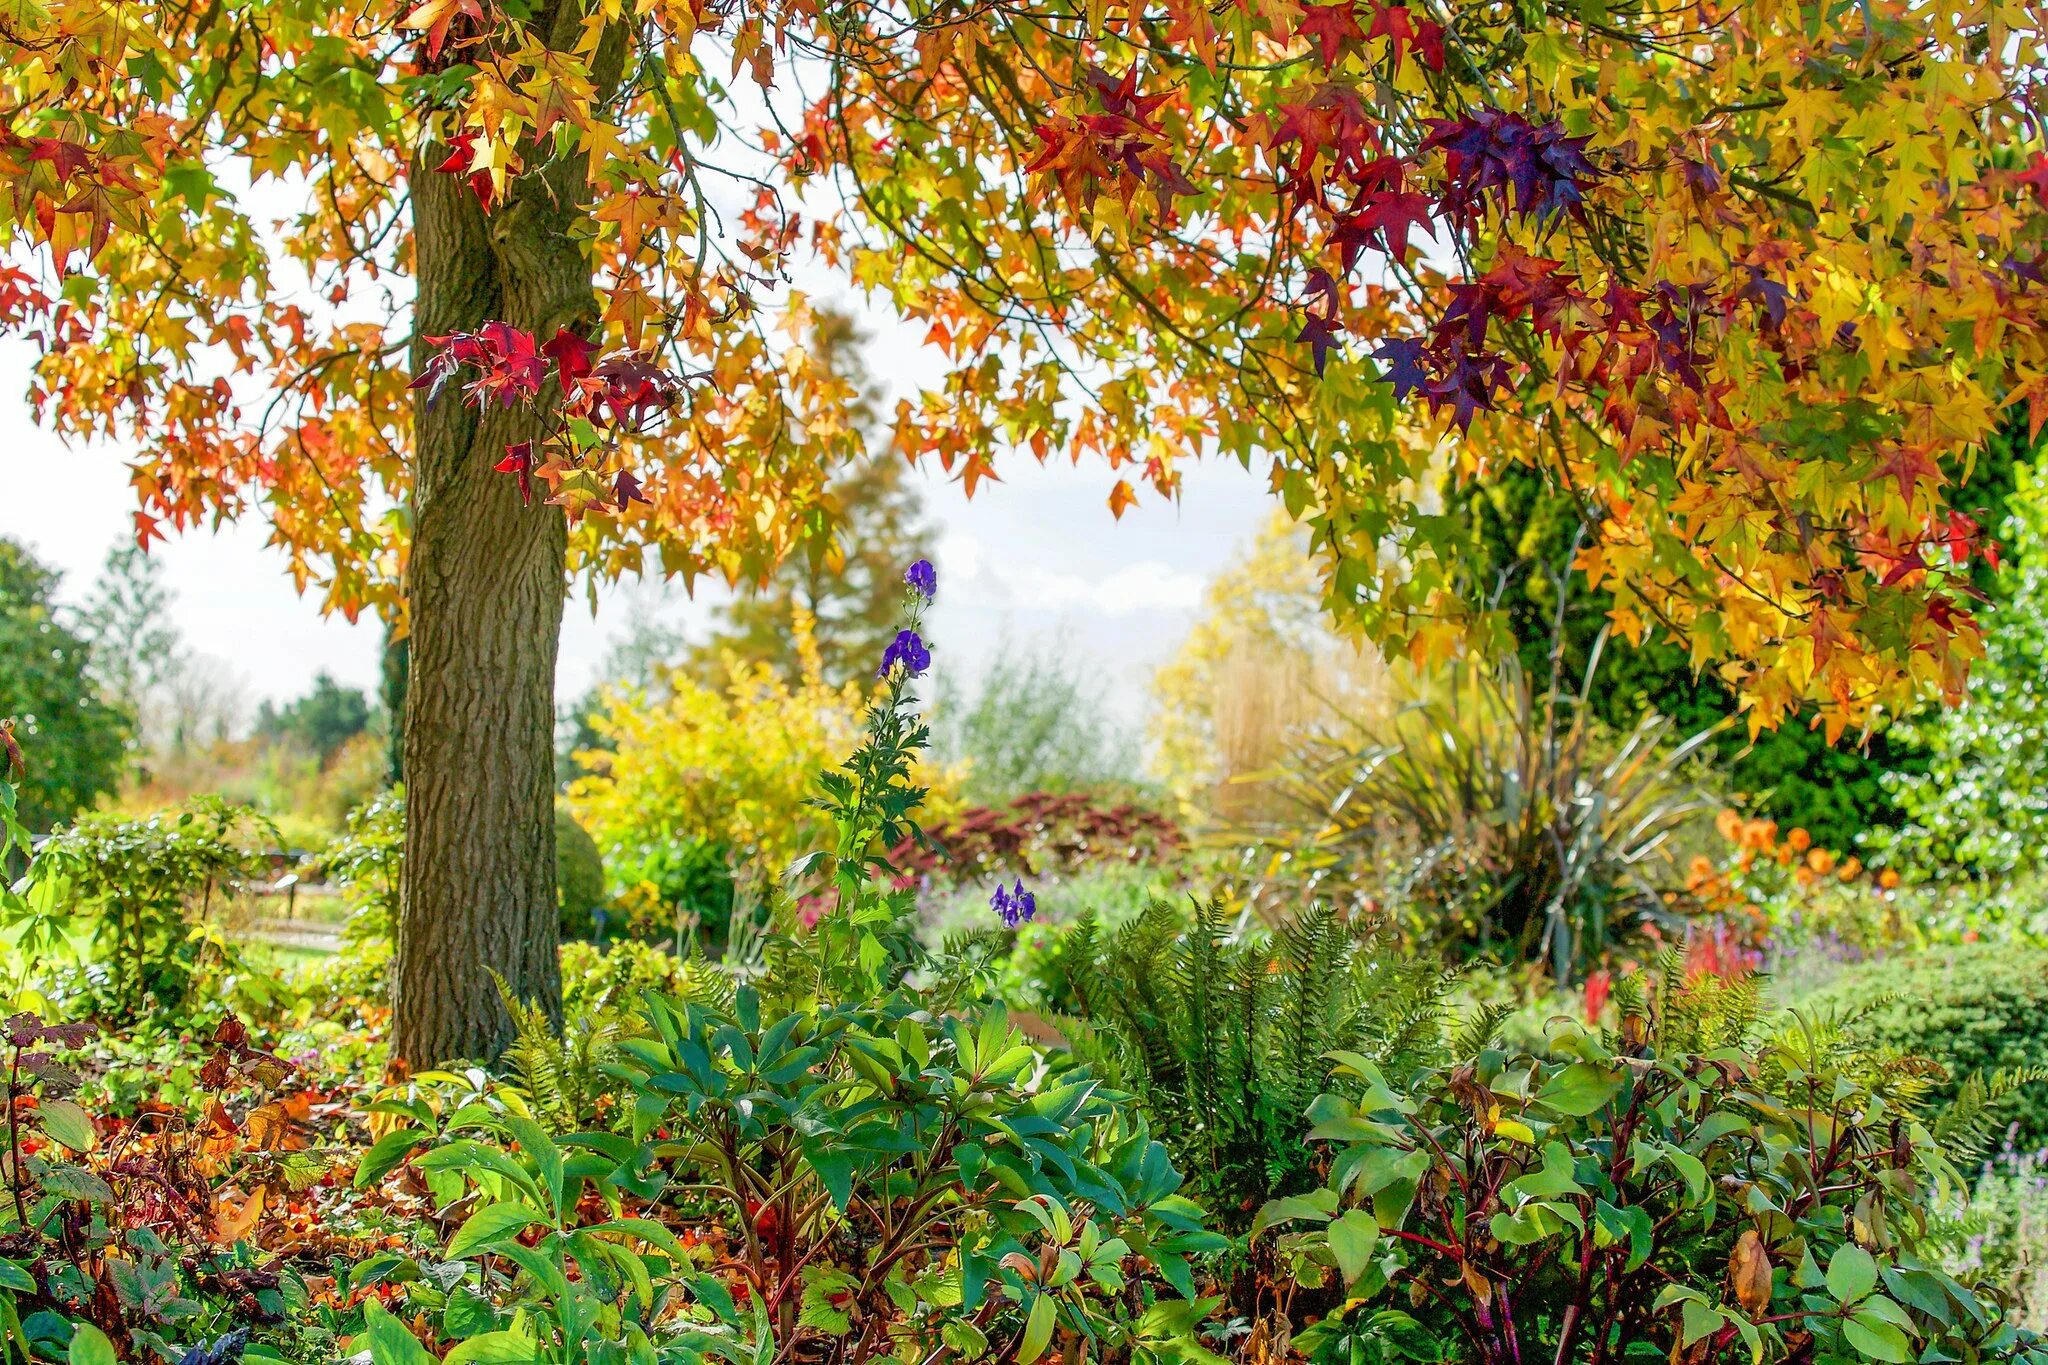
<box><xmin>1294</xmin><ymin>2</ymin><xmax>1364</xmax><ymax>68</ymax></box>
<box><xmin>2016</xmin><ymin>152</ymin><xmax>2048</xmax><ymax>202</ymax></box>
<box><xmin>614</xmin><ymin>469</ymin><xmax>650</xmax><ymax>510</ymax></box>
<box><xmin>541</xmin><ymin>328</ymin><xmax>597</xmax><ymax>395</ymax></box>
<box><xmin>434</xmin><ymin>132</ymin><xmax>479</xmax><ymax>175</ymax></box>
<box><xmin>494</xmin><ymin>441</ymin><xmax>535</xmax><ymax>505</ymax></box>
<box><xmin>26</xmin><ymin>138</ymin><xmax>93</xmax><ymax>185</ymax></box>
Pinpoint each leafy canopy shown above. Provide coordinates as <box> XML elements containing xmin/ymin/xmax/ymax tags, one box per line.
<box><xmin>2</xmin><ymin>0</ymin><xmax>2046</xmax><ymax>734</ymax></box>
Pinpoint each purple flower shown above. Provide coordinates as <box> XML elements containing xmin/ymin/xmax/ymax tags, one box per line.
<box><xmin>991</xmin><ymin>879</ymin><xmax>1037</xmax><ymax>928</ymax></box>
<box><xmin>905</xmin><ymin>559</ymin><xmax>937</xmax><ymax>601</ymax></box>
<box><xmin>878</xmin><ymin>629</ymin><xmax>931</xmax><ymax>678</ymax></box>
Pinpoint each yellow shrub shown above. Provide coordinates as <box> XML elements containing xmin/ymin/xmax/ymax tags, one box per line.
<box><xmin>568</xmin><ymin>610</ymin><xmax>958</xmax><ymax>902</ymax></box>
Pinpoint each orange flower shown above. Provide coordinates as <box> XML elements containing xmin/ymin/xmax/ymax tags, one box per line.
<box><xmin>1716</xmin><ymin>809</ymin><xmax>1743</xmax><ymax>841</ymax></box>
<box><xmin>1839</xmin><ymin>856</ymin><xmax>1863</xmax><ymax>881</ymax></box>
<box><xmin>1787</xmin><ymin>828</ymin><xmax>1812</xmax><ymax>853</ymax></box>
<box><xmin>1806</xmin><ymin>848</ymin><xmax>1836</xmax><ymax>875</ymax></box>
<box><xmin>1879</xmin><ymin>868</ymin><xmax>1900</xmax><ymax>890</ymax></box>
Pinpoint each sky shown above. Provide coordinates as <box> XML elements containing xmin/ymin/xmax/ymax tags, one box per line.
<box><xmin>0</xmin><ymin>322</ymin><xmax>1280</xmax><ymax>726</ymax></box>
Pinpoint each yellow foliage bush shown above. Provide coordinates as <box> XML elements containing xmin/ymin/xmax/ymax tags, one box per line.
<box><xmin>568</xmin><ymin>610</ymin><xmax>958</xmax><ymax>909</ymax></box>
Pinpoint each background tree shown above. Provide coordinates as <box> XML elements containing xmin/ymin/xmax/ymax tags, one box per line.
<box><xmin>255</xmin><ymin>672</ymin><xmax>374</xmax><ymax>764</ymax></box>
<box><xmin>77</xmin><ymin>545</ymin><xmax>182</xmax><ymax>731</ymax></box>
<box><xmin>938</xmin><ymin>640</ymin><xmax>1142</xmax><ymax>804</ymax></box>
<box><xmin>0</xmin><ymin>539</ymin><xmax>131</xmax><ymax>832</ymax></box>
<box><xmin>5</xmin><ymin>0</ymin><xmax>2045</xmax><ymax>1063</ymax></box>
<box><xmin>691</xmin><ymin>312</ymin><xmax>933</xmax><ymax>686</ymax></box>
<box><xmin>1877</xmin><ymin>460</ymin><xmax>2048</xmax><ymax>879</ymax></box>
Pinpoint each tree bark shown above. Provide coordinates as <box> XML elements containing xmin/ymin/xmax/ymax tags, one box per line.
<box><xmin>393</xmin><ymin>19</ymin><xmax>611</xmax><ymax>1067</ymax></box>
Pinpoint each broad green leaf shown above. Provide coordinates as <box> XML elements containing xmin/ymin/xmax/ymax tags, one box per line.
<box><xmin>1018</xmin><ymin>1293</ymin><xmax>1056</xmax><ymax>1365</ymax></box>
<box><xmin>1843</xmin><ymin>1311</ymin><xmax>1911</xmax><ymax>1362</ymax></box>
<box><xmin>1328</xmin><ymin>1209</ymin><xmax>1380</xmax><ymax>1284</ymax></box>
<box><xmin>355</xmin><ymin>1127</ymin><xmax>427</xmax><ymax>1189</ymax></box>
<box><xmin>447</xmin><ymin>1201</ymin><xmax>546</xmax><ymax>1259</ymax></box>
<box><xmin>1535</xmin><ymin>1062</ymin><xmax>1624</xmax><ymax>1116</ymax></box>
<box><xmin>445</xmin><ymin>1332</ymin><xmax>538</xmax><ymax>1364</ymax></box>
<box><xmin>365</xmin><ymin>1300</ymin><xmax>437</xmax><ymax>1365</ymax></box>
<box><xmin>68</xmin><ymin>1323</ymin><xmax>117</xmax><ymax>1365</ymax></box>
<box><xmin>1827</xmin><ymin>1245</ymin><xmax>1879</xmax><ymax>1306</ymax></box>
<box><xmin>38</xmin><ymin>1099</ymin><xmax>95</xmax><ymax>1152</ymax></box>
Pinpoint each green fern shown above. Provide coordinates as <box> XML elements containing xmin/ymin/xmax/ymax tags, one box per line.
<box><xmin>1052</xmin><ymin>898</ymin><xmax>1452</xmax><ymax>1228</ymax></box>
<box><xmin>494</xmin><ymin>972</ymin><xmax>625</xmax><ymax>1134</ymax></box>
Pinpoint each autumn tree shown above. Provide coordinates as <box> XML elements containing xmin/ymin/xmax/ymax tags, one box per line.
<box><xmin>693</xmin><ymin>312</ymin><xmax>934</xmax><ymax>686</ymax></box>
<box><xmin>5</xmin><ymin>0</ymin><xmax>2046</xmax><ymax>1063</ymax></box>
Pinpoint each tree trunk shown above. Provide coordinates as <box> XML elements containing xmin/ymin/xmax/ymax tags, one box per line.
<box><xmin>393</xmin><ymin>35</ymin><xmax>608</xmax><ymax>1066</ymax></box>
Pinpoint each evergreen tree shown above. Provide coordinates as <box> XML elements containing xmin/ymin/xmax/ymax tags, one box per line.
<box><xmin>255</xmin><ymin>672</ymin><xmax>373</xmax><ymax>762</ymax></box>
<box><xmin>77</xmin><ymin>544</ymin><xmax>183</xmax><ymax>730</ymax></box>
<box><xmin>0</xmin><ymin>539</ymin><xmax>132</xmax><ymax>831</ymax></box>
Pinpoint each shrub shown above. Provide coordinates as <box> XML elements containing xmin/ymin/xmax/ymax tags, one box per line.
<box><xmin>1259</xmin><ymin>971</ymin><xmax>2046</xmax><ymax>1365</ymax></box>
<box><xmin>569</xmin><ymin>607</ymin><xmax>958</xmax><ymax>944</ymax></box>
<box><xmin>323</xmin><ymin>786</ymin><xmax>404</xmax><ymax>945</ymax></box>
<box><xmin>1274</xmin><ymin>653</ymin><xmax>1717</xmax><ymax>982</ymax></box>
<box><xmin>896</xmin><ymin>790</ymin><xmax>1185</xmax><ymax>886</ymax></box>
<box><xmin>0</xmin><ymin>1011</ymin><xmax>306</xmax><ymax>1362</ymax></box>
<box><xmin>554</xmin><ymin>805</ymin><xmax>607</xmax><ymax>937</ymax></box>
<box><xmin>935</xmin><ymin>637</ymin><xmax>1142</xmax><ymax>802</ymax></box>
<box><xmin>1793</xmin><ymin>944</ymin><xmax>2048</xmax><ymax>1147</ymax></box>
<box><xmin>353</xmin><ymin>568</ymin><xmax>1229</xmax><ymax>1365</ymax></box>
<box><xmin>24</xmin><ymin>797</ymin><xmax>276</xmax><ymax>1017</ymax></box>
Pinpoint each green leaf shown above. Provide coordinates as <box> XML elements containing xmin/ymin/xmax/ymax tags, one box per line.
<box><xmin>1536</xmin><ymin>1062</ymin><xmax>1623</xmax><ymax>1116</ymax></box>
<box><xmin>446</xmin><ymin>1201</ymin><xmax>546</xmax><ymax>1260</ymax></box>
<box><xmin>1018</xmin><ymin>1293</ymin><xmax>1056</xmax><ymax>1365</ymax></box>
<box><xmin>0</xmin><ymin>1259</ymin><xmax>35</xmax><ymax>1293</ymax></box>
<box><xmin>38</xmin><ymin>1099</ymin><xmax>95</xmax><ymax>1153</ymax></box>
<box><xmin>1827</xmin><ymin>1245</ymin><xmax>1879</xmax><ymax>1306</ymax></box>
<box><xmin>355</xmin><ymin>1127</ymin><xmax>427</xmax><ymax>1189</ymax></box>
<box><xmin>1680</xmin><ymin>1299</ymin><xmax>1724</xmax><ymax>1348</ymax></box>
<box><xmin>68</xmin><ymin>1323</ymin><xmax>117</xmax><ymax>1365</ymax></box>
<box><xmin>445</xmin><ymin>1331</ymin><xmax>539</xmax><ymax>1363</ymax></box>
<box><xmin>1251</xmin><ymin>1188</ymin><xmax>1337</xmax><ymax>1236</ymax></box>
<box><xmin>39</xmin><ymin>1163</ymin><xmax>114</xmax><ymax>1203</ymax></box>
<box><xmin>1843</xmin><ymin>1311</ymin><xmax>1912</xmax><ymax>1362</ymax></box>
<box><xmin>1328</xmin><ymin>1210</ymin><xmax>1380</xmax><ymax>1285</ymax></box>
<box><xmin>365</xmin><ymin>1300</ymin><xmax>437</xmax><ymax>1365</ymax></box>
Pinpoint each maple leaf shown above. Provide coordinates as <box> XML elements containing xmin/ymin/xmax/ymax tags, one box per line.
<box><xmin>1298</xmin><ymin>312</ymin><xmax>1345</xmax><ymax>375</ymax></box>
<box><xmin>1923</xmin><ymin>594</ymin><xmax>1973</xmax><ymax>636</ymax></box>
<box><xmin>1423</xmin><ymin>110</ymin><xmax>1596</xmax><ymax>224</ymax></box>
<box><xmin>25</xmin><ymin>138</ymin><xmax>91</xmax><ymax>186</ymax></box>
<box><xmin>1294</xmin><ymin>2</ymin><xmax>1364</xmax><ymax>69</ymax></box>
<box><xmin>613</xmin><ymin>469</ymin><xmax>650</xmax><ymax>510</ymax></box>
<box><xmin>541</xmin><ymin>328</ymin><xmax>596</xmax><ymax>395</ymax></box>
<box><xmin>1371</xmin><ymin>336</ymin><xmax>1428</xmax><ymax>401</ymax></box>
<box><xmin>434</xmin><ymin>132</ymin><xmax>479</xmax><ymax>175</ymax></box>
<box><xmin>2015</xmin><ymin>152</ymin><xmax>2048</xmax><ymax>202</ymax></box>
<box><xmin>495</xmin><ymin>441</ymin><xmax>535</xmax><ymax>505</ymax></box>
<box><xmin>1332</xmin><ymin>179</ymin><xmax>1434</xmax><ymax>267</ymax></box>
<box><xmin>399</xmin><ymin>0</ymin><xmax>484</xmax><ymax>61</ymax></box>
<box><xmin>1364</xmin><ymin>5</ymin><xmax>1424</xmax><ymax>73</ymax></box>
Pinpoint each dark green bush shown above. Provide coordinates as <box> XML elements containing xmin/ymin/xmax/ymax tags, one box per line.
<box><xmin>553</xmin><ymin>803</ymin><xmax>607</xmax><ymax>936</ymax></box>
<box><xmin>1793</xmin><ymin>943</ymin><xmax>2048</xmax><ymax>1146</ymax></box>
